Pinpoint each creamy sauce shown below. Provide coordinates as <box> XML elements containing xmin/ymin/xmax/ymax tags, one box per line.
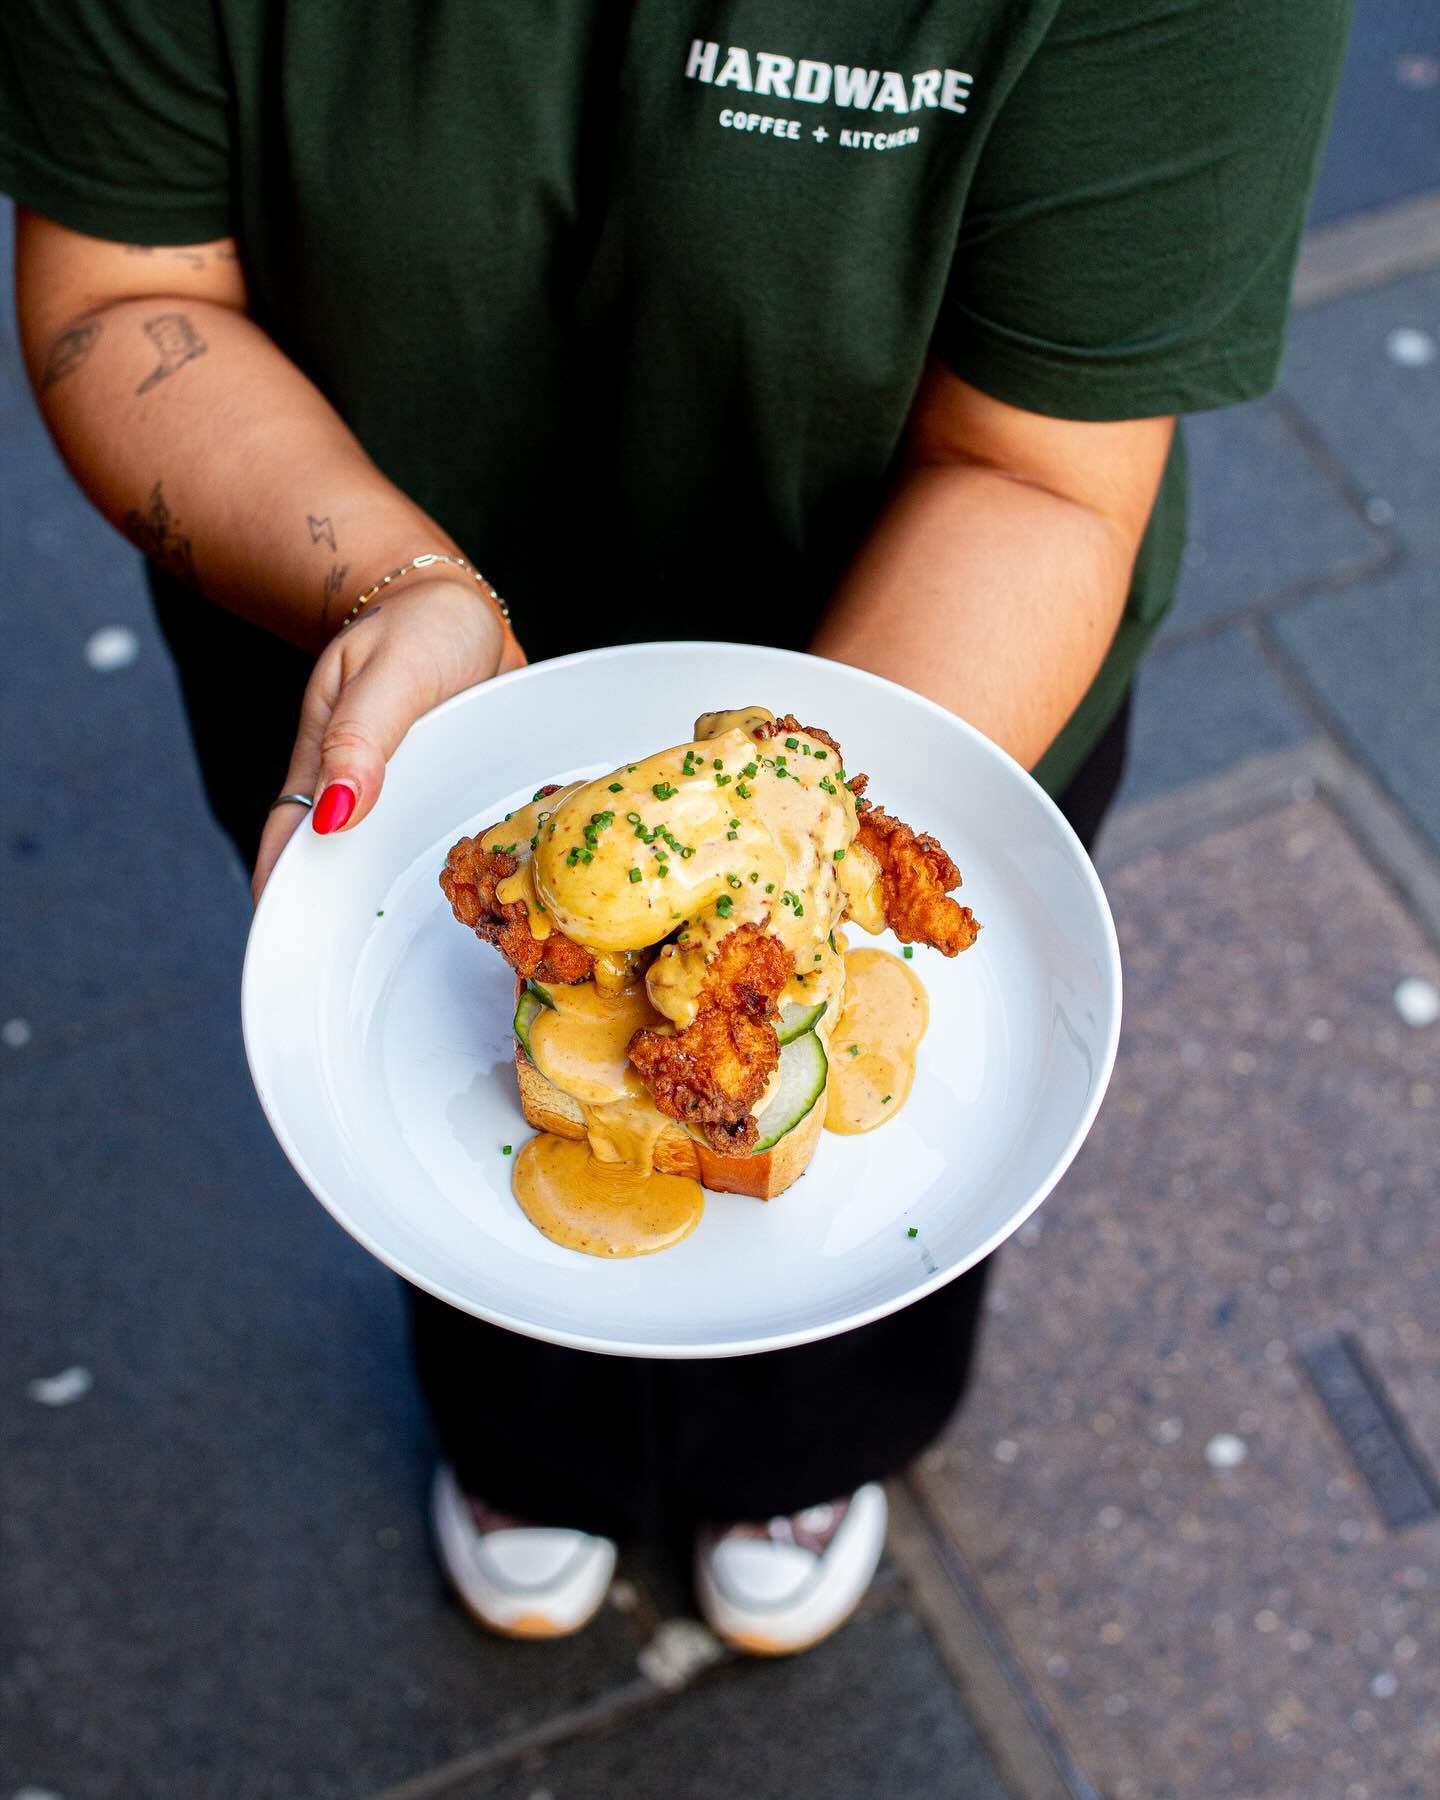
<box><xmin>513</xmin><ymin>1136</ymin><xmax>704</xmax><ymax>1257</ymax></box>
<box><xmin>517</xmin><ymin>975</ymin><xmax>705</xmax><ymax>1256</ymax></box>
<box><xmin>824</xmin><ymin>948</ymin><xmax>929</xmax><ymax>1135</ymax></box>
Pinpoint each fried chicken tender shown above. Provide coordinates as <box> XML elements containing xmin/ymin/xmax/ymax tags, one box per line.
<box><xmin>628</xmin><ymin>924</ymin><xmax>793</xmax><ymax>1154</ymax></box>
<box><xmin>754</xmin><ymin>714</ymin><xmax>843</xmax><ymax>758</ymax></box>
<box><xmin>854</xmin><ymin>806</ymin><xmax>981</xmax><ymax>956</ymax></box>
<box><xmin>439</xmin><ymin>833</ymin><xmax>595</xmax><ymax>987</ymax></box>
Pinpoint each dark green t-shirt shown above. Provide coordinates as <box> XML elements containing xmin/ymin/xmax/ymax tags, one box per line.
<box><xmin>1</xmin><ymin>0</ymin><xmax>1349</xmax><ymax>791</ymax></box>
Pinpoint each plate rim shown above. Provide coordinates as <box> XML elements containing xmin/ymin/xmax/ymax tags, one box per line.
<box><xmin>241</xmin><ymin>641</ymin><xmax>1123</xmax><ymax>1359</ymax></box>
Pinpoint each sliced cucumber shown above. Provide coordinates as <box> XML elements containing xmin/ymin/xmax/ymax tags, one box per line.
<box><xmin>753</xmin><ymin>1028</ymin><xmax>828</xmax><ymax>1153</ymax></box>
<box><xmin>777</xmin><ymin>998</ymin><xmax>828</xmax><ymax>1045</ymax></box>
<box><xmin>513</xmin><ymin>989</ymin><xmax>545</xmax><ymax>1059</ymax></box>
<box><xmin>527</xmin><ymin>980</ymin><xmax>556</xmax><ymax>1010</ymax></box>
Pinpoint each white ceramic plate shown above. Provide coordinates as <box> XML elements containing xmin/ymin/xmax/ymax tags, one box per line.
<box><xmin>243</xmin><ymin>642</ymin><xmax>1120</xmax><ymax>1358</ymax></box>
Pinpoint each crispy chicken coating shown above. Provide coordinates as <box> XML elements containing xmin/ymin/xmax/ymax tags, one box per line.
<box><xmin>854</xmin><ymin>806</ymin><xmax>981</xmax><ymax>956</ymax></box>
<box><xmin>628</xmin><ymin>924</ymin><xmax>793</xmax><ymax>1154</ymax></box>
<box><xmin>440</xmin><ymin>832</ymin><xmax>596</xmax><ymax>986</ymax></box>
<box><xmin>754</xmin><ymin>714</ymin><xmax>843</xmax><ymax>758</ymax></box>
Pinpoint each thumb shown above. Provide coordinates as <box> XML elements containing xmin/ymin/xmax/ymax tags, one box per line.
<box><xmin>311</xmin><ymin>653</ymin><xmax>430</xmax><ymax>836</ymax></box>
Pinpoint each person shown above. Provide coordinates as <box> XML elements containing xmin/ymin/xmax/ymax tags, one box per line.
<box><xmin>2</xmin><ymin>0</ymin><xmax>1350</xmax><ymax>1652</ymax></box>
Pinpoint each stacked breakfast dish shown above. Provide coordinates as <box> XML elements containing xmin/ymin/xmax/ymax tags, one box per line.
<box><xmin>441</xmin><ymin>707</ymin><xmax>980</xmax><ymax>1256</ymax></box>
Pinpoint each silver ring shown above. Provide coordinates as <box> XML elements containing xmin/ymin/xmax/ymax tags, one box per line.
<box><xmin>269</xmin><ymin>792</ymin><xmax>314</xmax><ymax>812</ymax></box>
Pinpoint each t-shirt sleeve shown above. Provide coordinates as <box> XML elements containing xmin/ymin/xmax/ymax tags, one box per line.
<box><xmin>0</xmin><ymin>0</ymin><xmax>232</xmax><ymax>243</ymax></box>
<box><xmin>936</xmin><ymin>0</ymin><xmax>1353</xmax><ymax>420</ymax></box>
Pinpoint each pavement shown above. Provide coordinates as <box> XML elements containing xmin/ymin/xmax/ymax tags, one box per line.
<box><xmin>3</xmin><ymin>15</ymin><xmax>1438</xmax><ymax>1799</ymax></box>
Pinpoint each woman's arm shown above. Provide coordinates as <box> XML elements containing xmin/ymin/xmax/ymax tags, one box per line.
<box><xmin>811</xmin><ymin>362</ymin><xmax>1174</xmax><ymax>771</ymax></box>
<box><xmin>16</xmin><ymin>210</ymin><xmax>521</xmax><ymax>894</ymax></box>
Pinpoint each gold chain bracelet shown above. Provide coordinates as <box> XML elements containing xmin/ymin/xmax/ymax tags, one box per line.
<box><xmin>340</xmin><ymin>552</ymin><xmax>511</xmax><ymax>632</ymax></box>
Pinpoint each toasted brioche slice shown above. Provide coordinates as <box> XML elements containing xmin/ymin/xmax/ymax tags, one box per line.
<box><xmin>514</xmin><ymin>1043</ymin><xmax>826</xmax><ymax>1201</ymax></box>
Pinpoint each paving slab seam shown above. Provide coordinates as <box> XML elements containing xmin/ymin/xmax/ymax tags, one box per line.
<box><xmin>1265</xmin><ymin>383</ymin><xmax>1406</xmax><ymax>545</ymax></box>
<box><xmin>359</xmin><ymin>1572</ymin><xmax>912</xmax><ymax>1800</ymax></box>
<box><xmin>1100</xmin><ymin>736</ymin><xmax>1440</xmax><ymax>951</ymax></box>
<box><xmin>888</xmin><ymin>1478</ymin><xmax>1101</xmax><ymax>1800</ymax></box>
<box><xmin>1251</xmin><ymin>623</ymin><xmax>1440</xmax><ymax>940</ymax></box>
<box><xmin>1150</xmin><ymin>541</ymin><xmax>1399</xmax><ymax>654</ymax></box>
<box><xmin>1292</xmin><ymin>189</ymin><xmax>1440</xmax><ymax>310</ymax></box>
<box><xmin>363</xmin><ymin>1676</ymin><xmax>664</xmax><ymax>1800</ymax></box>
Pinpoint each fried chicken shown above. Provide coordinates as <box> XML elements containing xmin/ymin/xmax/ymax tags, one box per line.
<box><xmin>440</xmin><ymin>833</ymin><xmax>595</xmax><ymax>986</ymax></box>
<box><xmin>854</xmin><ymin>806</ymin><xmax>981</xmax><ymax>956</ymax></box>
<box><xmin>753</xmin><ymin>714</ymin><xmax>843</xmax><ymax>758</ymax></box>
<box><xmin>627</xmin><ymin>924</ymin><xmax>793</xmax><ymax>1154</ymax></box>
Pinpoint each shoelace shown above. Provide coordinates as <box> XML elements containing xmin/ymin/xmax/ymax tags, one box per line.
<box><xmin>721</xmin><ymin>1498</ymin><xmax>850</xmax><ymax>1556</ymax></box>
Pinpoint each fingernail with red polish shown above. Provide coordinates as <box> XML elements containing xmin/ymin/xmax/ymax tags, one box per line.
<box><xmin>312</xmin><ymin>782</ymin><xmax>357</xmax><ymax>834</ymax></box>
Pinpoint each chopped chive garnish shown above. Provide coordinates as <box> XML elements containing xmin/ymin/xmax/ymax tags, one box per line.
<box><xmin>713</xmin><ymin>758</ymin><xmax>724</xmax><ymax>770</ymax></box>
<box><xmin>736</xmin><ymin>783</ymin><xmax>752</xmax><ymax>799</ymax></box>
<box><xmin>765</xmin><ymin>883</ymin><xmax>775</xmax><ymax>894</ymax></box>
<box><xmin>775</xmin><ymin>767</ymin><xmax>787</xmax><ymax>780</ymax></box>
<box><xmin>608</xmin><ymin>781</ymin><xmax>623</xmax><ymax>793</ymax></box>
<box><xmin>802</xmin><ymin>744</ymin><xmax>812</xmax><ymax>756</ymax></box>
<box><xmin>627</xmin><ymin>811</ymin><xmax>642</xmax><ymax>823</ymax></box>
<box><xmin>833</xmin><ymin>847</ymin><xmax>846</xmax><ymax>861</ymax></box>
<box><xmin>848</xmin><ymin>1044</ymin><xmax>860</xmax><ymax>1056</ymax></box>
<box><xmin>829</xmin><ymin>931</ymin><xmax>837</xmax><ymax>952</ymax></box>
<box><xmin>749</xmin><ymin>872</ymin><xmax>759</xmax><ymax>883</ymax></box>
<box><xmin>658</xmin><ymin>864</ymin><xmax>670</xmax><ymax>879</ymax></box>
<box><xmin>815</xmin><ymin>750</ymin><xmax>828</xmax><ymax>760</ymax></box>
<box><xmin>882</xmin><ymin>1094</ymin><xmax>892</xmax><ymax>1104</ymax></box>
<box><xmin>785</xmin><ymin>736</ymin><xmax>799</xmax><ymax>749</ymax></box>
<box><xmin>716</xmin><ymin>773</ymin><xmax>732</xmax><ymax>786</ymax></box>
<box><xmin>814</xmin><ymin>953</ymin><xmax>822</xmax><ymax>962</ymax></box>
<box><xmin>375</xmin><ymin>909</ymin><xmax>384</xmax><ymax>917</ymax></box>
<box><xmin>532</xmin><ymin>789</ymin><xmax>547</xmax><ymax>801</ymax></box>
<box><xmin>903</xmin><ymin>946</ymin><xmax>914</xmax><ymax>959</ymax></box>
<box><xmin>742</xmin><ymin>763</ymin><xmax>759</xmax><ymax>778</ymax></box>
<box><xmin>503</xmin><ymin>1145</ymin><xmax>513</xmax><ymax>1156</ymax></box>
<box><xmin>776</xmin><ymin>755</ymin><xmax>787</xmax><ymax>767</ymax></box>
<box><xmin>727</xmin><ymin>874</ymin><xmax>742</xmax><ymax>889</ymax></box>
<box><xmin>629</xmin><ymin>867</ymin><xmax>641</xmax><ymax>883</ymax></box>
<box><xmin>907</xmin><ymin>1226</ymin><xmax>918</xmax><ymax>1238</ymax></box>
<box><xmin>680</xmin><ymin>845</ymin><xmax>695</xmax><ymax>859</ymax></box>
<box><xmin>627</xmin><ymin>765</ymin><xmax>637</xmax><ymax>772</ymax></box>
<box><xmin>653</xmin><ymin>782</ymin><xmax>676</xmax><ymax>800</ymax></box>
<box><xmin>727</xmin><ymin>830</ymin><xmax>738</xmax><ymax>840</ymax></box>
<box><xmin>716</xmin><ymin>895</ymin><xmax>733</xmax><ymax>917</ymax></box>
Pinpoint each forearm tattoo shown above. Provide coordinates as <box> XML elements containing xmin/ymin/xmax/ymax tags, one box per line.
<box><xmin>322</xmin><ymin>561</ymin><xmax>350</xmax><ymax>625</ymax></box>
<box><xmin>136</xmin><ymin>313</ymin><xmax>208</xmax><ymax>395</ymax></box>
<box><xmin>122</xmin><ymin>480</ymin><xmax>195</xmax><ymax>585</ymax></box>
<box><xmin>40</xmin><ymin>319</ymin><xmax>103</xmax><ymax>391</ymax></box>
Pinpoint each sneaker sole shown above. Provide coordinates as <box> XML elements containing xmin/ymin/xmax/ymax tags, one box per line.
<box><xmin>710</xmin><ymin>1585</ymin><xmax>866</xmax><ymax>1658</ymax></box>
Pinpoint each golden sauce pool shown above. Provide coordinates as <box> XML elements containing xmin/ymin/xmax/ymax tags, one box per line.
<box><xmin>825</xmin><ymin>948</ymin><xmax>929</xmax><ymax>1135</ymax></box>
<box><xmin>513</xmin><ymin>1135</ymin><xmax>704</xmax><ymax>1258</ymax></box>
<box><xmin>517</xmin><ymin>978</ymin><xmax>706</xmax><ymax>1257</ymax></box>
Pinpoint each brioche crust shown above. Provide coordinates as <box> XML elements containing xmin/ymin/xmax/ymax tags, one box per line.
<box><xmin>514</xmin><ymin>1044</ymin><xmax>825</xmax><ymax>1201</ymax></box>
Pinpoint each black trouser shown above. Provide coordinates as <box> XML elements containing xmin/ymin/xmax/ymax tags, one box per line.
<box><xmin>154</xmin><ymin>580</ymin><xmax>1130</xmax><ymax>1542</ymax></box>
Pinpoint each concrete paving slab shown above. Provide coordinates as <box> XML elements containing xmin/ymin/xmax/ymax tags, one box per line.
<box><xmin>1307</xmin><ymin>0</ymin><xmax>1440</xmax><ymax>227</ymax></box>
<box><xmin>1279</xmin><ymin>267</ymin><xmax>1440</xmax><ymax>557</ymax></box>
<box><xmin>913</xmin><ymin>796</ymin><xmax>1440</xmax><ymax>1800</ymax></box>
<box><xmin>1166</xmin><ymin>404</ymin><xmax>1384</xmax><ymax>635</ymax></box>
<box><xmin>1114</xmin><ymin>627</ymin><xmax>1315</xmax><ymax>807</ymax></box>
<box><xmin>1270</xmin><ymin>557</ymin><xmax>1440</xmax><ymax>856</ymax></box>
<box><xmin>0</xmin><ymin>381</ymin><xmax>248</xmax><ymax>1045</ymax></box>
<box><xmin>1</xmin><ymin>1001</ymin><xmax>652</xmax><ymax>1800</ymax></box>
<box><xmin>444</xmin><ymin>1586</ymin><xmax>1011</xmax><ymax>1800</ymax></box>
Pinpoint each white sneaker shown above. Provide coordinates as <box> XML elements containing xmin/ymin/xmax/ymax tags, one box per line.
<box><xmin>694</xmin><ymin>1482</ymin><xmax>887</xmax><ymax>1655</ymax></box>
<box><xmin>430</xmin><ymin>1464</ymin><xmax>617</xmax><ymax>1639</ymax></box>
